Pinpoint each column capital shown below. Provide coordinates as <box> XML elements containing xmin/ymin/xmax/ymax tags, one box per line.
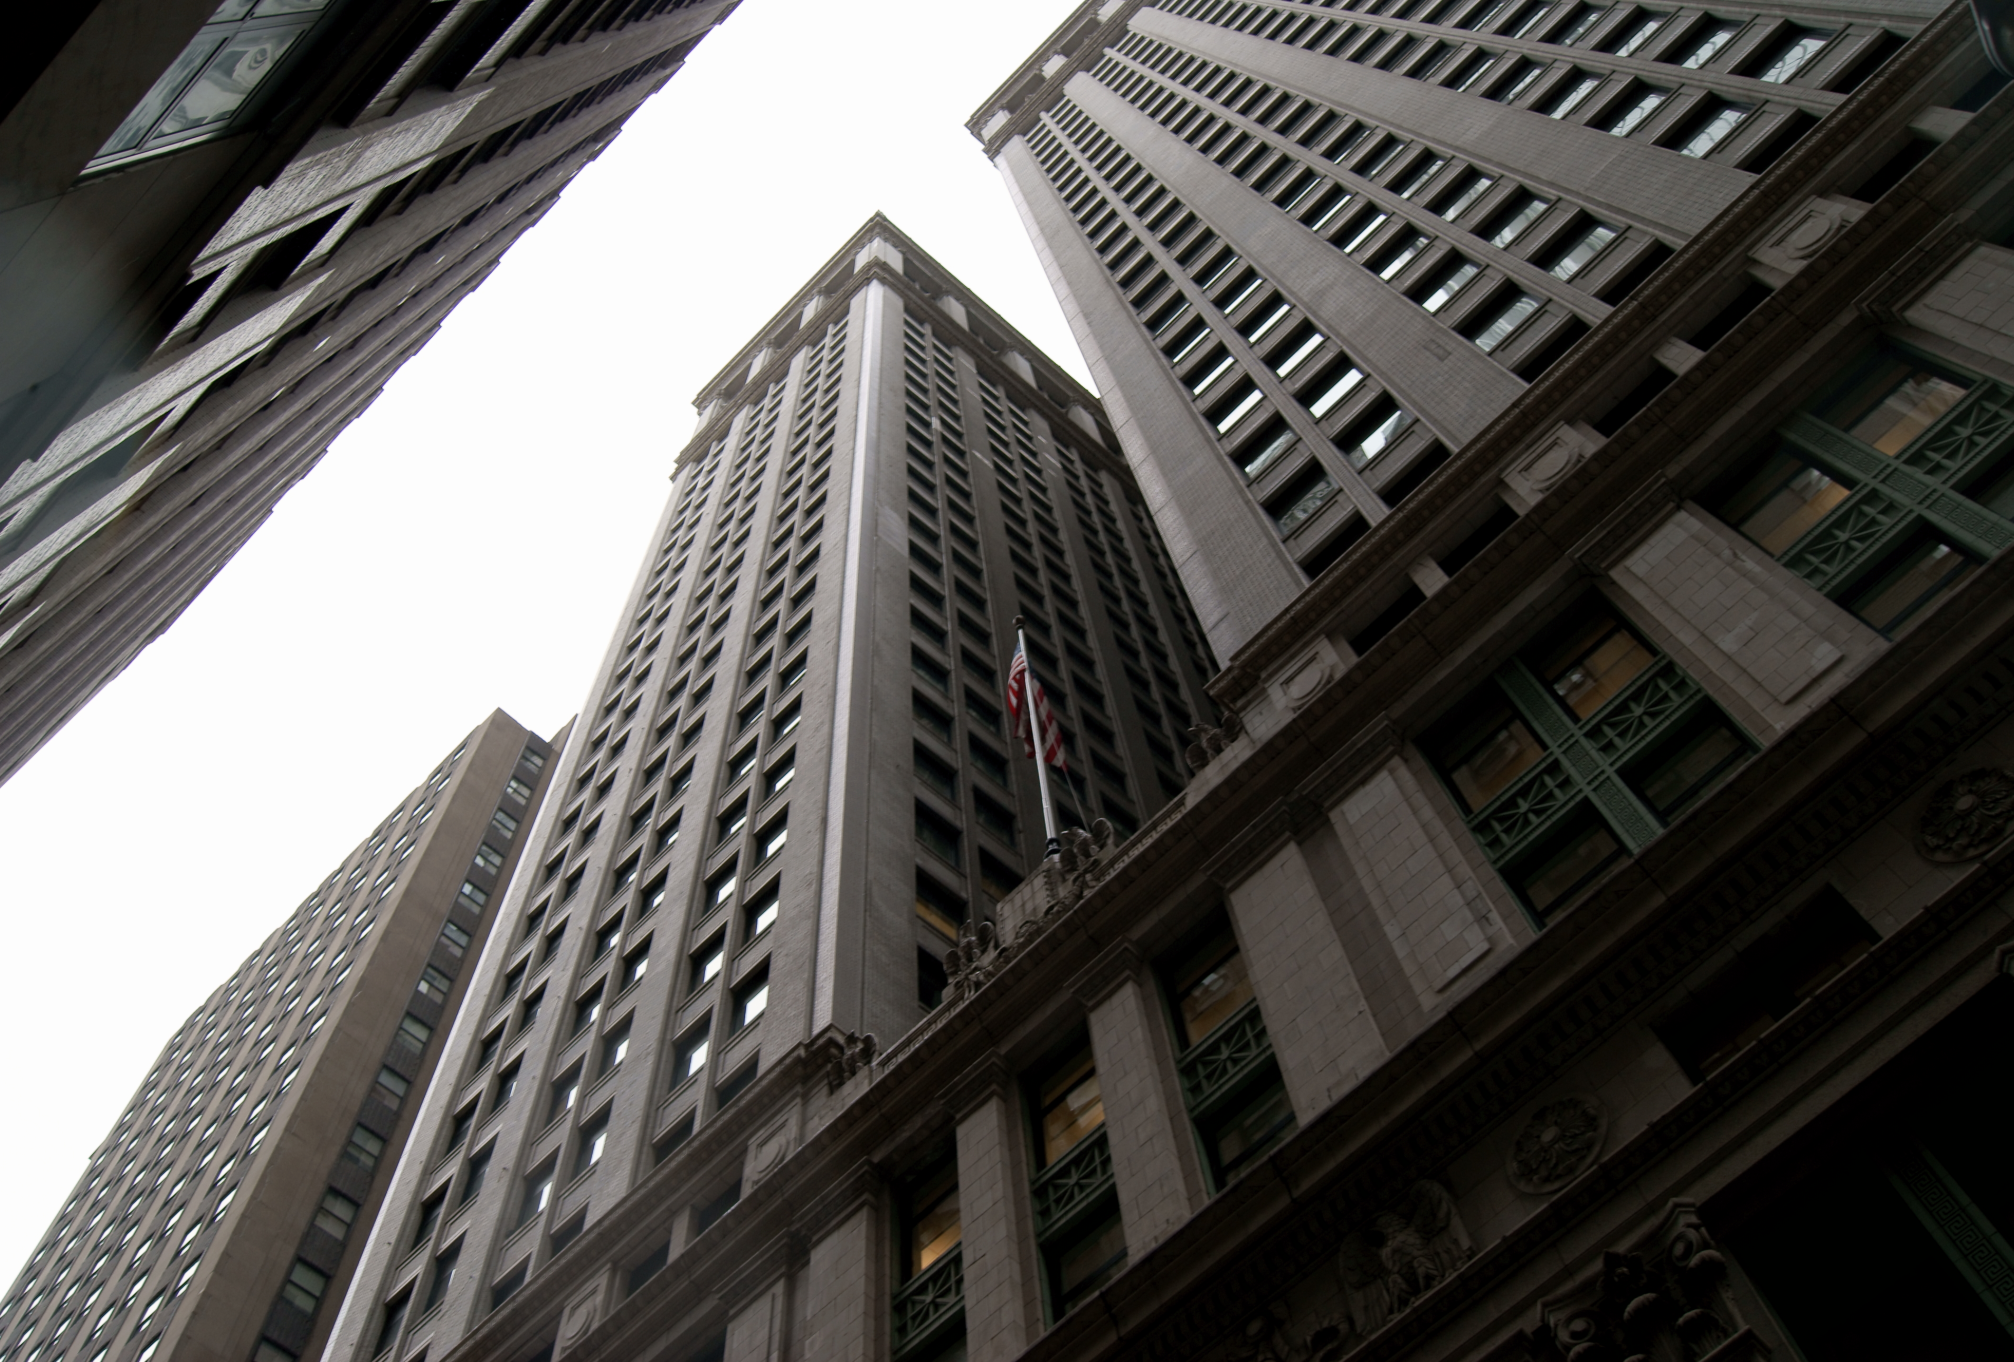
<box><xmin>946</xmin><ymin>1053</ymin><xmax>1015</xmax><ymax>1119</ymax></box>
<box><xmin>1069</xmin><ymin>940</ymin><xmax>1147</xmax><ymax>1010</ymax></box>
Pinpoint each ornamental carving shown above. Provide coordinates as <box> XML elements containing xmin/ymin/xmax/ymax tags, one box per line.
<box><xmin>813</xmin><ymin>1030</ymin><xmax>876</xmax><ymax>1090</ymax></box>
<box><xmin>1917</xmin><ymin>767</ymin><xmax>2014</xmax><ymax>861</ymax></box>
<box><xmin>1507</xmin><ymin>1095</ymin><xmax>1607</xmax><ymax>1195</ymax></box>
<box><xmin>1205</xmin><ymin>1180</ymin><xmax>1475</xmax><ymax>1361</ymax></box>
<box><xmin>1534</xmin><ymin>1202</ymin><xmax>1756</xmax><ymax>1362</ymax></box>
<box><xmin>1186</xmin><ymin>708</ymin><xmax>1243</xmax><ymax>771</ymax></box>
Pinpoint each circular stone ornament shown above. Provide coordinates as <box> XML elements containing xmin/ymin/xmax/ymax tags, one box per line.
<box><xmin>1917</xmin><ymin>768</ymin><xmax>2014</xmax><ymax>862</ymax></box>
<box><xmin>1507</xmin><ymin>1095</ymin><xmax>1608</xmax><ymax>1194</ymax></box>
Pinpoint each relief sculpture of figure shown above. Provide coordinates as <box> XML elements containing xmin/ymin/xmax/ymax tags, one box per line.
<box><xmin>1332</xmin><ymin>1180</ymin><xmax>1475</xmax><ymax>1341</ymax></box>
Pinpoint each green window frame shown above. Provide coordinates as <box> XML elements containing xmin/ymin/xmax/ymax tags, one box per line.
<box><xmin>1712</xmin><ymin>341</ymin><xmax>2014</xmax><ymax>636</ymax></box>
<box><xmin>1024</xmin><ymin>1037</ymin><xmax>1125</xmax><ymax>1322</ymax></box>
<box><xmin>1161</xmin><ymin>923</ymin><xmax>1296</xmax><ymax>1191</ymax></box>
<box><xmin>1425</xmin><ymin>600</ymin><xmax>1753</xmax><ymax>921</ymax></box>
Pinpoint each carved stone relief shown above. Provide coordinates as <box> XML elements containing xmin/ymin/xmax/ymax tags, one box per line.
<box><xmin>1269</xmin><ymin>639</ymin><xmax>1344</xmax><ymax>713</ymax></box>
<box><xmin>1202</xmin><ymin>1181</ymin><xmax>1475</xmax><ymax>1361</ymax></box>
<box><xmin>1916</xmin><ymin>767</ymin><xmax>2014</xmax><ymax>861</ymax></box>
<box><xmin>1188</xmin><ymin>708</ymin><xmax>1244</xmax><ymax>771</ymax></box>
<box><xmin>1507</xmin><ymin>1095</ymin><xmax>1608</xmax><ymax>1195</ymax></box>
<box><xmin>1750</xmin><ymin>195</ymin><xmax>1865</xmax><ymax>279</ymax></box>
<box><xmin>1502</xmin><ymin>423</ymin><xmax>1600</xmax><ymax>507</ymax></box>
<box><xmin>1534</xmin><ymin>1202</ymin><xmax>1755</xmax><ymax>1362</ymax></box>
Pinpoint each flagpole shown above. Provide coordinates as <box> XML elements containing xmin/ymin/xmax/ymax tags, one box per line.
<box><xmin>1016</xmin><ymin>615</ymin><xmax>1061</xmax><ymax>860</ymax></box>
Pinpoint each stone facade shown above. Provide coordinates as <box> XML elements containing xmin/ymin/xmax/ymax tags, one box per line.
<box><xmin>0</xmin><ymin>712</ymin><xmax>561</xmax><ymax>1362</ymax></box>
<box><xmin>0</xmin><ymin>0</ymin><xmax>738</xmax><ymax>787</ymax></box>
<box><xmin>298</xmin><ymin>10</ymin><xmax>2014</xmax><ymax>1362</ymax></box>
<box><xmin>320</xmin><ymin>218</ymin><xmax>1218</xmax><ymax>1362</ymax></box>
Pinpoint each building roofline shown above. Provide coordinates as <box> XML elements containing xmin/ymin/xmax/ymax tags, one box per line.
<box><xmin>964</xmin><ymin>0</ymin><xmax>1137</xmax><ymax>157</ymax></box>
<box><xmin>677</xmin><ymin>213</ymin><xmax>1115</xmax><ymax>470</ymax></box>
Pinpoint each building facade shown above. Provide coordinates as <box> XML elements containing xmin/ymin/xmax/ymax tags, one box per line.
<box><xmin>969</xmin><ymin>0</ymin><xmax>1949</xmax><ymax>658</ymax></box>
<box><xmin>0</xmin><ymin>712</ymin><xmax>561</xmax><ymax>1362</ymax></box>
<box><xmin>303</xmin><ymin>10</ymin><xmax>2014</xmax><ymax>1362</ymax></box>
<box><xmin>320</xmin><ymin>218</ymin><xmax>1217</xmax><ymax>1362</ymax></box>
<box><xmin>0</xmin><ymin>0</ymin><xmax>737</xmax><ymax>788</ymax></box>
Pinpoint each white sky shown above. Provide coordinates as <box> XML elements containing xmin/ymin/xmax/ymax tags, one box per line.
<box><xmin>0</xmin><ymin>0</ymin><xmax>1090</xmax><ymax>1281</ymax></box>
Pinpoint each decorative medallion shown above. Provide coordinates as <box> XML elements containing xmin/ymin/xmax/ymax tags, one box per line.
<box><xmin>1917</xmin><ymin>767</ymin><xmax>2014</xmax><ymax>862</ymax></box>
<box><xmin>1506</xmin><ymin>1095</ymin><xmax>1607</xmax><ymax>1194</ymax></box>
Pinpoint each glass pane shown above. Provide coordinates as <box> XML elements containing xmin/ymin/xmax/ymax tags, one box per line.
<box><xmin>156</xmin><ymin>24</ymin><xmax>306</xmax><ymax>140</ymax></box>
<box><xmin>252</xmin><ymin>0</ymin><xmax>328</xmax><ymax>12</ymax></box>
<box><xmin>1535</xmin><ymin>613</ymin><xmax>1655</xmax><ymax>718</ymax></box>
<box><xmin>1039</xmin><ymin>1051</ymin><xmax>1104</xmax><ymax>1164</ymax></box>
<box><xmin>1056</xmin><ymin>1214</ymin><xmax>1127</xmax><ymax>1311</ymax></box>
<box><xmin>1346</xmin><ymin>409</ymin><xmax>1414</xmax><ymax>469</ymax></box>
<box><xmin>1632</xmin><ymin>718</ymin><xmax>1747</xmax><ymax>815</ymax></box>
<box><xmin>1718</xmin><ymin>449</ymin><xmax>1849</xmax><ymax>556</ymax></box>
<box><xmin>1549</xmin><ymin>223</ymin><xmax>1618</xmax><ymax>280</ymax></box>
<box><xmin>1211</xmin><ymin>1080</ymin><xmax>1297</xmax><ymax>1176</ymax></box>
<box><xmin>1679</xmin><ymin>101</ymin><xmax>1750</xmax><ymax>157</ymax></box>
<box><xmin>1814</xmin><ymin>350</ymin><xmax>1971</xmax><ymax>454</ymax></box>
<box><xmin>1474</xmin><ymin>294</ymin><xmax>1541</xmax><ymax>352</ymax></box>
<box><xmin>96</xmin><ymin>34</ymin><xmax>228</xmax><ymax>156</ymax></box>
<box><xmin>912</xmin><ymin>1181</ymin><xmax>961</xmax><ymax>1275</ymax></box>
<box><xmin>1849</xmin><ymin>538</ymin><xmax>1974</xmax><ymax>633</ymax></box>
<box><xmin>1445</xmin><ymin>712</ymin><xmax>1545</xmax><ymax>812</ymax></box>
<box><xmin>1174</xmin><ymin>943</ymin><xmax>1253</xmax><ymax>1046</ymax></box>
<box><xmin>1519</xmin><ymin>818</ymin><xmax>1621</xmax><ymax>914</ymax></box>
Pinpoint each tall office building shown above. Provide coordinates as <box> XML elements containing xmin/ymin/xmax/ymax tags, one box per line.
<box><xmin>321</xmin><ymin>216</ymin><xmax>1217</xmax><ymax>1362</ymax></box>
<box><xmin>968</xmin><ymin>0</ymin><xmax>1942</xmax><ymax>657</ymax></box>
<box><xmin>311</xmin><ymin>13</ymin><xmax>2014</xmax><ymax>1362</ymax></box>
<box><xmin>0</xmin><ymin>0</ymin><xmax>738</xmax><ymax>788</ymax></box>
<box><xmin>0</xmin><ymin>712</ymin><xmax>561</xmax><ymax>1362</ymax></box>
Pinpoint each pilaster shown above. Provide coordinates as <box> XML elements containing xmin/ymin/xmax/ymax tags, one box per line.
<box><xmin>951</xmin><ymin>1061</ymin><xmax>1038</xmax><ymax>1362</ymax></box>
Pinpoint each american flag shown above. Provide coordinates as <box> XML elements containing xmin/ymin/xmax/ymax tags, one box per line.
<box><xmin>1007</xmin><ymin>641</ymin><xmax>1069</xmax><ymax>772</ymax></box>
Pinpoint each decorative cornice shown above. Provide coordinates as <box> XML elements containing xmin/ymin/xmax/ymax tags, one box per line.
<box><xmin>713</xmin><ymin>1228</ymin><xmax>806</xmax><ymax>1314</ymax></box>
<box><xmin>945</xmin><ymin>1054</ymin><xmax>1015</xmax><ymax>1119</ymax></box>
<box><xmin>967</xmin><ymin>1</ymin><xmax>1139</xmax><ymax>156</ymax></box>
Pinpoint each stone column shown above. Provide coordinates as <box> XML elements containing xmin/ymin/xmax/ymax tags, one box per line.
<box><xmin>1078</xmin><ymin>946</ymin><xmax>1206</xmax><ymax>1255</ymax></box>
<box><xmin>802</xmin><ymin>1202</ymin><xmax>876</xmax><ymax>1362</ymax></box>
<box><xmin>952</xmin><ymin>1061</ymin><xmax>1038</xmax><ymax>1362</ymax></box>
<box><xmin>722</xmin><ymin>1275</ymin><xmax>789</xmax><ymax>1362</ymax></box>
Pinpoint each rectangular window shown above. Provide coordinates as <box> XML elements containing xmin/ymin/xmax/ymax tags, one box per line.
<box><xmin>1423</xmin><ymin>597</ymin><xmax>1751</xmax><ymax>918</ymax></box>
<box><xmin>312</xmin><ymin>1191</ymin><xmax>359</xmax><ymax>1242</ymax></box>
<box><xmin>705</xmin><ymin>860</ymin><xmax>739</xmax><ymax>912</ymax></box>
<box><xmin>516</xmin><ymin>1162</ymin><xmax>554</xmax><ymax>1229</ymax></box>
<box><xmin>1162</xmin><ymin>923</ymin><xmax>1296</xmax><ymax>1186</ymax></box>
<box><xmin>673</xmin><ymin>1023</ymin><xmax>711</xmax><ymax>1086</ymax></box>
<box><xmin>621</xmin><ymin>938</ymin><xmax>650</xmax><ymax>990</ymax></box>
<box><xmin>901</xmin><ymin>1161</ymin><xmax>962</xmax><ymax>1281</ymax></box>
<box><xmin>1033</xmin><ymin>1041</ymin><xmax>1104</xmax><ymax>1167</ymax></box>
<box><xmin>732</xmin><ymin>965</ymin><xmax>770</xmax><ymax>1031</ymax></box>
<box><xmin>743</xmin><ymin>882</ymin><xmax>780</xmax><ymax>941</ymax></box>
<box><xmin>1709</xmin><ymin>342</ymin><xmax>1998</xmax><ymax>635</ymax></box>
<box><xmin>424</xmin><ymin>1242</ymin><xmax>460</xmax><ymax>1311</ymax></box>
<box><xmin>601</xmin><ymin>1019</ymin><xmax>631</xmax><ymax>1074</ymax></box>
<box><xmin>914</xmin><ymin>870</ymin><xmax>966</xmax><ymax>939</ymax></box>
<box><xmin>690</xmin><ymin>934</ymin><xmax>725</xmax><ymax>989</ymax></box>
<box><xmin>573</xmin><ymin>1109</ymin><xmax>611</xmax><ymax>1178</ymax></box>
<box><xmin>460</xmin><ymin>1146</ymin><xmax>492</xmax><ymax>1207</ymax></box>
<box><xmin>571</xmin><ymin>986</ymin><xmax>603</xmax><ymax>1038</ymax></box>
<box><xmin>915</xmin><ymin>802</ymin><xmax>962</xmax><ymax>867</ymax></box>
<box><xmin>373</xmin><ymin>1292</ymin><xmax>409</xmax><ymax>1356</ymax></box>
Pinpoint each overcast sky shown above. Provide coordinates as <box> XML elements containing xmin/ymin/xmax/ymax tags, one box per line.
<box><xmin>0</xmin><ymin>0</ymin><xmax>1089</xmax><ymax>1279</ymax></box>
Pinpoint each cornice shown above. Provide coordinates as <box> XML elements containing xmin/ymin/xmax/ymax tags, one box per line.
<box><xmin>967</xmin><ymin>1</ymin><xmax>1137</xmax><ymax>156</ymax></box>
<box><xmin>1207</xmin><ymin>1</ymin><xmax>1983</xmax><ymax>704</ymax></box>
<box><xmin>669</xmin><ymin>253</ymin><xmax>1135</xmax><ymax>491</ymax></box>
<box><xmin>1068</xmin><ymin>940</ymin><xmax>1147</xmax><ymax>1010</ymax></box>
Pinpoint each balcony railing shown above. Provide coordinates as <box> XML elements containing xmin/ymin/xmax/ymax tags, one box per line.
<box><xmin>891</xmin><ymin>1246</ymin><xmax>963</xmax><ymax>1359</ymax></box>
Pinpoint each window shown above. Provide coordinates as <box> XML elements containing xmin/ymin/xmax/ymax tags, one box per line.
<box><xmin>772</xmin><ymin>700</ymin><xmax>802</xmax><ymax>740</ymax></box>
<box><xmin>673</xmin><ymin>1023</ymin><xmax>711</xmax><ymax>1086</ymax></box>
<box><xmin>653</xmin><ymin>817</ymin><xmax>682</xmax><ymax>858</ymax></box>
<box><xmin>373</xmin><ymin>1291</ymin><xmax>409</xmax><ymax>1356</ymax></box>
<box><xmin>901</xmin><ymin>1162</ymin><xmax>961</xmax><ymax>1282</ymax></box>
<box><xmin>914</xmin><ymin>743</ymin><xmax>958</xmax><ymax>800</ymax></box>
<box><xmin>313</xmin><ymin>1190</ymin><xmax>359</xmax><ymax>1242</ymax></box>
<box><xmin>1668</xmin><ymin>97</ymin><xmax>1751</xmax><ymax>157</ymax></box>
<box><xmin>916</xmin><ymin>802</ymin><xmax>962</xmax><ymax>866</ymax></box>
<box><xmin>732</xmin><ymin>966</ymin><xmax>769</xmax><ymax>1032</ymax></box>
<box><xmin>424</xmin><ymin>1242</ymin><xmax>460</xmax><ymax>1311</ymax></box>
<box><xmin>1673</xmin><ymin>17</ymin><xmax>1739</xmax><ymax>67</ymax></box>
<box><xmin>411</xmin><ymin>1189</ymin><xmax>444</xmax><ymax>1249</ymax></box>
<box><xmin>914</xmin><ymin>871</ymin><xmax>966</xmax><ymax>939</ymax></box>
<box><xmin>416</xmin><ymin>964</ymin><xmax>453</xmax><ymax>1003</ymax></box>
<box><xmin>443</xmin><ymin>1105</ymin><xmax>477</xmax><ymax>1156</ymax></box>
<box><xmin>600</xmin><ymin>1020</ymin><xmax>631</xmax><ymax>1075</ymax></box>
<box><xmin>1050</xmin><ymin>1211</ymin><xmax>1127</xmax><ymax>1320</ymax></box>
<box><xmin>491</xmin><ymin>1261</ymin><xmax>528</xmax><ymax>1311</ymax></box>
<box><xmin>571</xmin><ymin>987</ymin><xmax>603</xmax><ymax>1038</ymax></box>
<box><xmin>90</xmin><ymin>0</ymin><xmax>335</xmax><ymax>170</ymax></box>
<box><xmin>573</xmin><ymin>1110</ymin><xmax>611</xmax><ymax>1178</ymax></box>
<box><xmin>459</xmin><ymin>1147</ymin><xmax>492</xmax><ymax>1207</ymax></box>
<box><xmin>1746</xmin><ymin>24</ymin><xmax>1832</xmax><ymax>82</ymax></box>
<box><xmin>1541</xmin><ymin>70</ymin><xmax>1604</xmax><ymax>118</ymax></box>
<box><xmin>1163</xmin><ymin>924</ymin><xmax>1296</xmax><ymax>1186</ymax></box>
<box><xmin>492</xmin><ymin>1061</ymin><xmax>520</xmax><ymax>1114</ymax></box>
<box><xmin>1711</xmin><ymin>342</ymin><xmax>1996</xmax><ymax>634</ymax></box>
<box><xmin>1599</xmin><ymin>84</ymin><xmax>1669</xmax><ymax>137</ymax></box>
<box><xmin>1423</xmin><ymin>598</ymin><xmax>1750</xmax><ymax>918</ymax></box>
<box><xmin>1485</xmin><ymin>191</ymin><xmax>1549</xmax><ymax>248</ymax></box>
<box><xmin>691</xmin><ymin>935</ymin><xmax>726</xmax><ymax>989</ymax></box>
<box><xmin>398</xmin><ymin>1013</ymin><xmax>432</xmax><ymax>1048</ymax></box>
<box><xmin>593</xmin><ymin>917</ymin><xmax>623</xmax><ymax>960</ymax></box>
<box><xmin>342</xmin><ymin>1126</ymin><xmax>385</xmax><ymax>1174</ymax></box>
<box><xmin>518</xmin><ymin>988</ymin><xmax>544</xmax><ymax>1032</ymax></box>
<box><xmin>705</xmin><ymin>861</ymin><xmax>739</xmax><ymax>912</ymax></box>
<box><xmin>756</xmin><ymin>812</ymin><xmax>788</xmax><ymax>862</ymax></box>
<box><xmin>1033</xmin><ymin>1040</ymin><xmax>1105</xmax><ymax>1167</ymax></box>
<box><xmin>763</xmin><ymin>752</ymin><xmax>796</xmax><ymax>799</ymax></box>
<box><xmin>1464</xmin><ymin>291</ymin><xmax>1543</xmax><ymax>353</ymax></box>
<box><xmin>475</xmin><ymin>1028</ymin><xmax>504</xmax><ymax>1071</ymax></box>
<box><xmin>516</xmin><ymin>1163</ymin><xmax>554</xmax><ymax>1229</ymax></box>
<box><xmin>1545</xmin><ymin>220</ymin><xmax>1619</xmax><ymax>281</ymax></box>
<box><xmin>743</xmin><ymin>882</ymin><xmax>780</xmax><ymax>941</ymax></box>
<box><xmin>621</xmin><ymin>938</ymin><xmax>650</xmax><ymax>990</ymax></box>
<box><xmin>372</xmin><ymin>1067</ymin><xmax>410</xmax><ymax>1109</ymax></box>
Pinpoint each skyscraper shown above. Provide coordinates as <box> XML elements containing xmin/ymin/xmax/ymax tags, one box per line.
<box><xmin>309</xmin><ymin>12</ymin><xmax>2014</xmax><ymax>1362</ymax></box>
<box><xmin>0</xmin><ymin>0</ymin><xmax>738</xmax><ymax>788</ymax></box>
<box><xmin>0</xmin><ymin>712</ymin><xmax>562</xmax><ymax>1362</ymax></box>
<box><xmin>321</xmin><ymin>215</ymin><xmax>1218</xmax><ymax>1362</ymax></box>
<box><xmin>969</xmin><ymin>0</ymin><xmax>1940</xmax><ymax>656</ymax></box>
